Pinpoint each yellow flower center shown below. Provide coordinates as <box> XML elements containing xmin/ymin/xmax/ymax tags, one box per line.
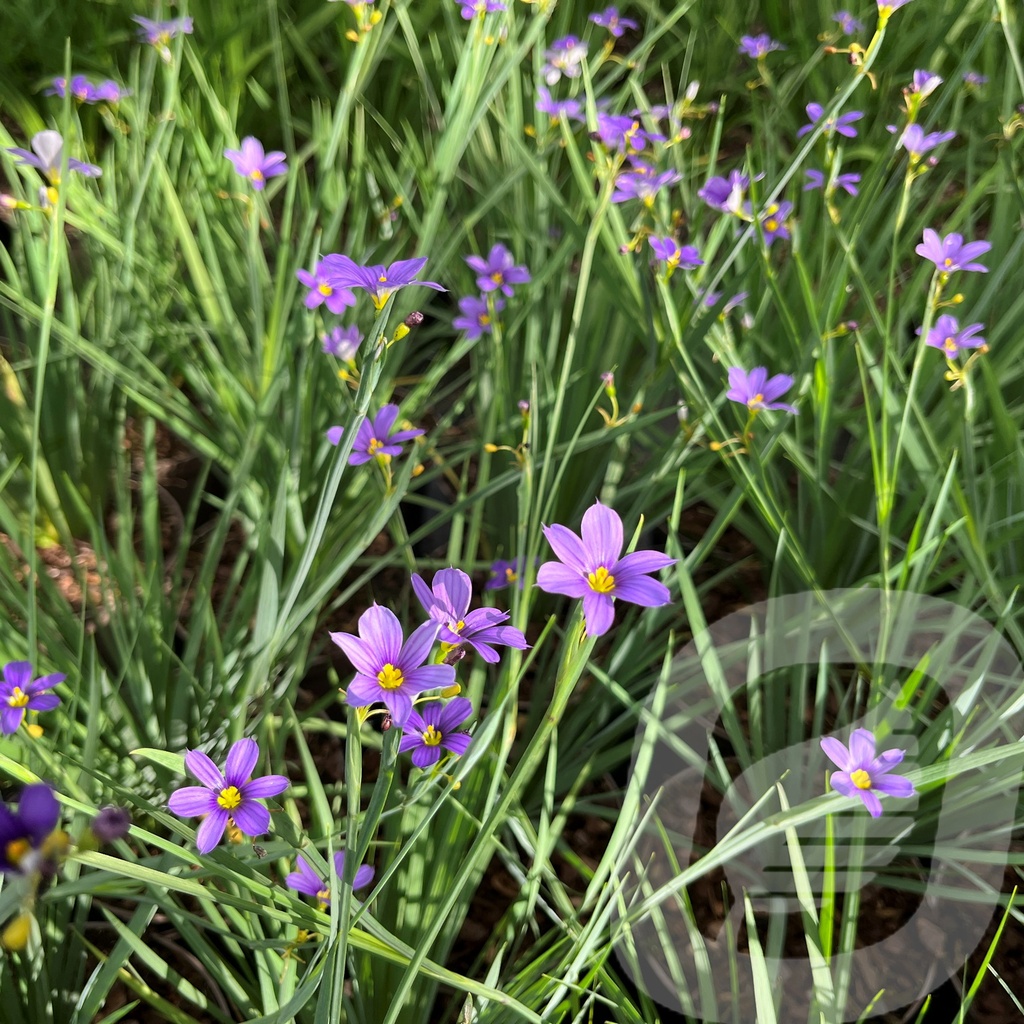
<box><xmin>318</xmin><ymin>283</ymin><xmax>333</xmax><ymax>296</ymax></box>
<box><xmin>378</xmin><ymin>273</ymin><xmax>388</xmax><ymax>283</ymax></box>
<box><xmin>7</xmin><ymin>687</ymin><xmax>29</xmax><ymax>709</ymax></box>
<box><xmin>480</xmin><ymin>314</ymin><xmax>491</xmax><ymax>326</ymax></box>
<box><xmin>765</xmin><ymin>219</ymin><xmax>778</xmax><ymax>232</ymax></box>
<box><xmin>850</xmin><ymin>769</ymin><xmax>872</xmax><ymax>790</ymax></box>
<box><xmin>748</xmin><ymin>393</ymin><xmax>764</xmax><ymax>408</ymax></box>
<box><xmin>377</xmin><ymin>664</ymin><xmax>404</xmax><ymax>690</ymax></box>
<box><xmin>250</xmin><ymin>169</ymin><xmax>264</xmax><ymax>182</ymax></box>
<box><xmin>505</xmin><ymin>568</ymin><xmax>517</xmax><ymax>583</ymax></box>
<box><xmin>423</xmin><ymin>725</ymin><xmax>443</xmax><ymax>747</ymax></box>
<box><xmin>943</xmin><ymin>337</ymin><xmax>958</xmax><ymax>353</ymax></box>
<box><xmin>368</xmin><ymin>437</ymin><xmax>384</xmax><ymax>454</ymax></box>
<box><xmin>587</xmin><ymin>566</ymin><xmax>616</xmax><ymax>594</ymax></box>
<box><xmin>5</xmin><ymin>838</ymin><xmax>30</xmax><ymax>866</ymax></box>
<box><xmin>316</xmin><ymin>888</ymin><xmax>331</xmax><ymax>906</ymax></box>
<box><xmin>943</xmin><ymin>257</ymin><xmax>953</xmax><ymax>268</ymax></box>
<box><xmin>449</xmin><ymin>620</ymin><xmax>466</xmax><ymax>634</ymax></box>
<box><xmin>217</xmin><ymin>786</ymin><xmax>242</xmax><ymax>810</ymax></box>
<box><xmin>490</xmin><ymin>271</ymin><xmax>503</xmax><ymax>283</ymax></box>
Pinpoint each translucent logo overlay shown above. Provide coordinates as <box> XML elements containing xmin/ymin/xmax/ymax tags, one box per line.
<box><xmin>612</xmin><ymin>589</ymin><xmax>1023</xmax><ymax>1022</ymax></box>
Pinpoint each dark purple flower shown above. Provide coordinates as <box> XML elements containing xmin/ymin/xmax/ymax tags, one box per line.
<box><xmin>649</xmin><ymin>236</ymin><xmax>703</xmax><ymax>270</ymax></box>
<box><xmin>536</xmin><ymin>87</ymin><xmax>583</xmax><ymax>122</ymax></box>
<box><xmin>167</xmin><ymin>739</ymin><xmax>290</xmax><ymax>854</ymax></box>
<box><xmin>537</xmin><ymin>501</ymin><xmax>675</xmax><ymax>637</ymax></box>
<box><xmin>915</xmin><ymin>229</ymin><xmax>990</xmax><ymax>273</ymax></box>
<box><xmin>611</xmin><ymin>158</ymin><xmax>681</xmax><ymax>205</ymax></box>
<box><xmin>486</xmin><ymin>558</ymin><xmax>527</xmax><ymax>590</ymax></box>
<box><xmin>726</xmin><ymin>366</ymin><xmax>797</xmax><ymax>413</ymax></box>
<box><xmin>820</xmin><ymin>728</ymin><xmax>915</xmax><ymax>818</ymax></box>
<box><xmin>411</xmin><ymin>568</ymin><xmax>529</xmax><ymax>663</ymax></box>
<box><xmin>542</xmin><ymin>35</ymin><xmax>588</xmax><ymax>85</ymax></box>
<box><xmin>321</xmin><ymin>325</ymin><xmax>363</xmax><ymax>360</ymax></box>
<box><xmin>296</xmin><ymin>260</ymin><xmax>356</xmax><ymax>314</ymax></box>
<box><xmin>132</xmin><ymin>14</ymin><xmax>193</xmax><ymax>62</ymax></box>
<box><xmin>330</xmin><ymin>604</ymin><xmax>455</xmax><ymax>725</ymax></box>
<box><xmin>224</xmin><ymin>137</ymin><xmax>288</xmax><ymax>191</ymax></box>
<box><xmin>320</xmin><ymin>255</ymin><xmax>445</xmax><ymax>312</ymax></box>
<box><xmin>465</xmin><ymin>244</ymin><xmax>530</xmax><ymax>297</ymax></box>
<box><xmin>589</xmin><ymin>7</ymin><xmax>639</xmax><ymax>36</ymax></box>
<box><xmin>453</xmin><ymin>294</ymin><xmax>504</xmax><ymax>341</ymax></box>
<box><xmin>804</xmin><ymin>169</ymin><xmax>861</xmax><ymax>195</ymax></box>
<box><xmin>90</xmin><ymin>806</ymin><xmax>131</xmax><ymax>843</ymax></box>
<box><xmin>0</xmin><ymin>662</ymin><xmax>62</xmax><ymax>735</ymax></box>
<box><xmin>330</xmin><ymin>404</ymin><xmax>424</xmax><ymax>465</ymax></box>
<box><xmin>833</xmin><ymin>10</ymin><xmax>864</xmax><ymax>33</ymax></box>
<box><xmin>924</xmin><ymin>315</ymin><xmax>986</xmax><ymax>356</ymax></box>
<box><xmin>0</xmin><ymin>784</ymin><xmax>61</xmax><ymax>875</ymax></box>
<box><xmin>738</xmin><ymin>33</ymin><xmax>785</xmax><ymax>59</ymax></box>
<box><xmin>399</xmin><ymin>698</ymin><xmax>473</xmax><ymax>768</ymax></box>
<box><xmin>7</xmin><ymin>130</ymin><xmax>101</xmax><ymax>184</ymax></box>
<box><xmin>898</xmin><ymin>123</ymin><xmax>955</xmax><ymax>160</ymax></box>
<box><xmin>796</xmin><ymin>102</ymin><xmax>863</xmax><ymax>139</ymax></box>
<box><xmin>758</xmin><ymin>200</ymin><xmax>793</xmax><ymax>245</ymax></box>
<box><xmin>286</xmin><ymin>851</ymin><xmax>374</xmax><ymax>904</ymax></box>
<box><xmin>456</xmin><ymin>0</ymin><xmax>507</xmax><ymax>17</ymax></box>
<box><xmin>698</xmin><ymin>171</ymin><xmax>748</xmax><ymax>214</ymax></box>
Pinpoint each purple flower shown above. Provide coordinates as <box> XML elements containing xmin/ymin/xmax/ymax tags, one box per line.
<box><xmin>542</xmin><ymin>35</ymin><xmax>588</xmax><ymax>86</ymax></box>
<box><xmin>726</xmin><ymin>367</ymin><xmax>797</xmax><ymax>413</ymax></box>
<box><xmin>536</xmin><ymin>87</ymin><xmax>583</xmax><ymax>122</ymax></box>
<box><xmin>589</xmin><ymin>7</ymin><xmax>639</xmax><ymax>37</ymax></box>
<box><xmin>820</xmin><ymin>728</ymin><xmax>915</xmax><ymax>818</ymax></box>
<box><xmin>456</xmin><ymin>0</ymin><xmax>507</xmax><ymax>17</ymax></box>
<box><xmin>224</xmin><ymin>137</ymin><xmax>288</xmax><ymax>191</ymax></box>
<box><xmin>286</xmin><ymin>851</ymin><xmax>374</xmax><ymax>905</ymax></box>
<box><xmin>399</xmin><ymin>698</ymin><xmax>473</xmax><ymax>768</ymax></box>
<box><xmin>330</xmin><ymin>404</ymin><xmax>424</xmax><ymax>464</ymax></box>
<box><xmin>649</xmin><ymin>236</ymin><xmax>703</xmax><ymax>270</ymax></box>
<box><xmin>595</xmin><ymin>113</ymin><xmax>664</xmax><ymax>153</ymax></box>
<box><xmin>877</xmin><ymin>0</ymin><xmax>914</xmax><ymax>15</ymax></box>
<box><xmin>701</xmin><ymin>291</ymin><xmax>748</xmax><ymax>314</ymax></box>
<box><xmin>47</xmin><ymin>75</ymin><xmax>128</xmax><ymax>104</ymax></box>
<box><xmin>90</xmin><ymin>806</ymin><xmax>132</xmax><ymax>843</ymax></box>
<box><xmin>296</xmin><ymin>261</ymin><xmax>356</xmax><ymax>314</ymax></box>
<box><xmin>330</xmin><ymin>605</ymin><xmax>455</xmax><ymax>725</ymax></box>
<box><xmin>0</xmin><ymin>662</ymin><xmax>63</xmax><ymax>735</ymax></box>
<box><xmin>963</xmin><ymin>71</ymin><xmax>987</xmax><ymax>87</ymax></box>
<box><xmin>453</xmin><ymin>294</ymin><xmax>504</xmax><ymax>341</ymax></box>
<box><xmin>915</xmin><ymin>229</ymin><xmax>990</xmax><ymax>273</ymax></box>
<box><xmin>0</xmin><ymin>784</ymin><xmax>61</xmax><ymax>875</ymax></box>
<box><xmin>320</xmin><ymin>255</ymin><xmax>445</xmax><ymax>312</ymax></box>
<box><xmin>167</xmin><ymin>739</ymin><xmax>290</xmax><ymax>854</ymax></box>
<box><xmin>796</xmin><ymin>102</ymin><xmax>863</xmax><ymax>139</ymax></box>
<box><xmin>321</xmin><ymin>325</ymin><xmax>363</xmax><ymax>360</ymax></box>
<box><xmin>698</xmin><ymin>171</ymin><xmax>748</xmax><ymax>214</ymax></box>
<box><xmin>611</xmin><ymin>159</ymin><xmax>681</xmax><ymax>205</ymax></box>
<box><xmin>132</xmin><ymin>15</ymin><xmax>193</xmax><ymax>62</ymax></box>
<box><xmin>486</xmin><ymin>558</ymin><xmax>527</xmax><ymax>590</ymax></box>
<box><xmin>908</xmin><ymin>69</ymin><xmax>942</xmax><ymax>98</ymax></box>
<box><xmin>464</xmin><ymin>244</ymin><xmax>530</xmax><ymax>297</ymax></box>
<box><xmin>411</xmin><ymin>568</ymin><xmax>529</xmax><ymax>663</ymax></box>
<box><xmin>898</xmin><ymin>123</ymin><xmax>955</xmax><ymax>160</ymax></box>
<box><xmin>833</xmin><ymin>10</ymin><xmax>864</xmax><ymax>33</ymax></box>
<box><xmin>537</xmin><ymin>501</ymin><xmax>675</xmax><ymax>638</ymax></box>
<box><xmin>738</xmin><ymin>33</ymin><xmax>785</xmax><ymax>59</ymax></box>
<box><xmin>6</xmin><ymin>130</ymin><xmax>101</xmax><ymax>184</ymax></box>
<box><xmin>758</xmin><ymin>200</ymin><xmax>793</xmax><ymax>245</ymax></box>
<box><xmin>804</xmin><ymin>169</ymin><xmax>861</xmax><ymax>195</ymax></box>
<box><xmin>924</xmin><ymin>315</ymin><xmax>986</xmax><ymax>356</ymax></box>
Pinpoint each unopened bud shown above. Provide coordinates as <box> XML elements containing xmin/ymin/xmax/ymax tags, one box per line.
<box><xmin>443</xmin><ymin>645</ymin><xmax>467</xmax><ymax>666</ymax></box>
<box><xmin>91</xmin><ymin>806</ymin><xmax>131</xmax><ymax>844</ymax></box>
<box><xmin>2</xmin><ymin>912</ymin><xmax>33</xmax><ymax>951</ymax></box>
<box><xmin>404</xmin><ymin>311</ymin><xmax>424</xmax><ymax>328</ymax></box>
<box><xmin>393</xmin><ymin>323</ymin><xmax>410</xmax><ymax>342</ymax></box>
<box><xmin>484</xmin><ymin>443</ymin><xmax>500</xmax><ymax>453</ymax></box>
<box><xmin>440</xmin><ymin>683</ymin><xmax>463</xmax><ymax>699</ymax></box>
<box><xmin>381</xmin><ymin>714</ymin><xmax>392</xmax><ymax>731</ymax></box>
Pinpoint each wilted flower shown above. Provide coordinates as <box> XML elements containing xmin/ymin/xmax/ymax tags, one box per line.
<box><xmin>536</xmin><ymin>87</ymin><xmax>583</xmax><ymax>123</ymax></box>
<box><xmin>589</xmin><ymin>7</ymin><xmax>639</xmax><ymax>37</ymax></box>
<box><xmin>465</xmin><ymin>244</ymin><xmax>531</xmax><ymax>297</ymax></box>
<box><xmin>0</xmin><ymin>784</ymin><xmax>62</xmax><ymax>876</ymax></box>
<box><xmin>833</xmin><ymin>10</ymin><xmax>864</xmax><ymax>33</ymax></box>
<box><xmin>542</xmin><ymin>35</ymin><xmax>588</xmax><ymax>85</ymax></box>
<box><xmin>0</xmin><ymin>661</ymin><xmax>63</xmax><ymax>735</ymax></box>
<box><xmin>649</xmin><ymin>236</ymin><xmax>703</xmax><ymax>271</ymax></box>
<box><xmin>738</xmin><ymin>33</ymin><xmax>785</xmax><ymax>59</ymax></box>
<box><xmin>167</xmin><ymin>738</ymin><xmax>290</xmax><ymax>854</ymax></box>
<box><xmin>330</xmin><ymin>605</ymin><xmax>455</xmax><ymax>725</ymax></box>
<box><xmin>698</xmin><ymin>171</ymin><xmax>748</xmax><ymax>214</ymax></box>
<box><xmin>286</xmin><ymin>851</ymin><xmax>374</xmax><ymax>905</ymax></box>
<box><xmin>726</xmin><ymin>367</ymin><xmax>797</xmax><ymax>413</ymax></box>
<box><xmin>399</xmin><ymin>698</ymin><xmax>473</xmax><ymax>767</ymax></box>
<box><xmin>224</xmin><ymin>137</ymin><xmax>288</xmax><ymax>191</ymax></box>
<box><xmin>924</xmin><ymin>315</ymin><xmax>986</xmax><ymax>356</ymax></box>
<box><xmin>296</xmin><ymin>261</ymin><xmax>356</xmax><ymax>313</ymax></box>
<box><xmin>804</xmin><ymin>169</ymin><xmax>861</xmax><ymax>195</ymax></box>
<box><xmin>453</xmin><ymin>295</ymin><xmax>504</xmax><ymax>341</ymax></box>
<box><xmin>321</xmin><ymin>325</ymin><xmax>363</xmax><ymax>360</ymax></box>
<box><xmin>6</xmin><ymin>130</ymin><xmax>101</xmax><ymax>184</ymax></box>
<box><xmin>320</xmin><ymin>255</ymin><xmax>445</xmax><ymax>311</ymax></box>
<box><xmin>537</xmin><ymin>501</ymin><xmax>675</xmax><ymax>637</ymax></box>
<box><xmin>915</xmin><ymin>229</ymin><xmax>990</xmax><ymax>273</ymax></box>
<box><xmin>456</xmin><ymin>0</ymin><xmax>506</xmax><ymax>17</ymax></box>
<box><xmin>898</xmin><ymin>123</ymin><xmax>955</xmax><ymax>161</ymax></box>
<box><xmin>132</xmin><ymin>14</ymin><xmax>193</xmax><ymax>62</ymax></box>
<box><xmin>820</xmin><ymin>728</ymin><xmax>915</xmax><ymax>818</ymax></box>
<box><xmin>796</xmin><ymin>102</ymin><xmax>863</xmax><ymax>139</ymax></box>
<box><xmin>411</xmin><ymin>568</ymin><xmax>529</xmax><ymax>663</ymax></box>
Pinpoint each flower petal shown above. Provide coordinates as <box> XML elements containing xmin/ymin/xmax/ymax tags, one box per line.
<box><xmin>184</xmin><ymin>749</ymin><xmax>226</xmax><ymax>790</ymax></box>
<box><xmin>195</xmin><ymin>808</ymin><xmax>229</xmax><ymax>853</ymax></box>
<box><xmin>225</xmin><ymin>738</ymin><xmax>259</xmax><ymax>786</ymax></box>
<box><xmin>536</xmin><ymin>562</ymin><xmax>589</xmax><ymax>597</ymax></box>
<box><xmin>582</xmin><ymin>591</ymin><xmax>615</xmax><ymax>636</ymax></box>
<box><xmin>400</xmin><ymin>619</ymin><xmax>442</xmax><ymax>672</ymax></box>
<box><xmin>580</xmin><ymin>502</ymin><xmax>623</xmax><ymax>568</ymax></box>
<box><xmin>231</xmin><ymin>800</ymin><xmax>271</xmax><ymax>837</ymax></box>
<box><xmin>3</xmin><ymin>662</ymin><xmax>32</xmax><ymax>689</ymax></box>
<box><xmin>820</xmin><ymin>737</ymin><xmax>851</xmax><ymax>770</ymax></box>
<box><xmin>858</xmin><ymin>790</ymin><xmax>883</xmax><ymax>817</ymax></box>
<box><xmin>242</xmin><ymin>774</ymin><xmax>290</xmax><ymax>799</ymax></box>
<box><xmin>432</xmin><ymin>568</ymin><xmax>472</xmax><ymax>618</ymax></box>
<box><xmin>847</xmin><ymin>729</ymin><xmax>876</xmax><ymax>766</ymax></box>
<box><xmin>18</xmin><ymin>784</ymin><xmax>60</xmax><ymax>842</ymax></box>
<box><xmin>168</xmin><ymin>787</ymin><xmax>219</xmax><ymax>817</ymax></box>
<box><xmin>541</xmin><ymin>524</ymin><xmax>590</xmax><ymax>573</ymax></box>
<box><xmin>873</xmin><ymin>774</ymin><xmax>915</xmax><ymax>798</ymax></box>
<box><xmin>359</xmin><ymin>604</ymin><xmax>403</xmax><ymax>666</ymax></box>
<box><xmin>611</xmin><ymin>575</ymin><xmax>671</xmax><ymax>608</ymax></box>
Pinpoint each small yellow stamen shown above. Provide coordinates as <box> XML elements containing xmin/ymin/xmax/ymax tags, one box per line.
<box><xmin>5</xmin><ymin>838</ymin><xmax>30</xmax><ymax>866</ymax></box>
<box><xmin>7</xmin><ymin>687</ymin><xmax>29</xmax><ymax>709</ymax></box>
<box><xmin>850</xmin><ymin>769</ymin><xmax>872</xmax><ymax>790</ymax></box>
<box><xmin>944</xmin><ymin>338</ymin><xmax>957</xmax><ymax>353</ymax></box>
<box><xmin>250</xmin><ymin>169</ymin><xmax>264</xmax><ymax>182</ymax></box>
<box><xmin>318</xmin><ymin>283</ymin><xmax>333</xmax><ymax>296</ymax></box>
<box><xmin>450</xmin><ymin>620</ymin><xmax>466</xmax><ymax>633</ymax></box>
<box><xmin>505</xmin><ymin>568</ymin><xmax>517</xmax><ymax>583</ymax></box>
<box><xmin>479</xmin><ymin>314</ymin><xmax>491</xmax><ymax>326</ymax></box>
<box><xmin>587</xmin><ymin>566</ymin><xmax>616</xmax><ymax>594</ymax></box>
<box><xmin>368</xmin><ymin>438</ymin><xmax>384</xmax><ymax>455</ymax></box>
<box><xmin>748</xmin><ymin>393</ymin><xmax>764</xmax><ymax>408</ymax></box>
<box><xmin>490</xmin><ymin>271</ymin><xmax>503</xmax><ymax>283</ymax></box>
<box><xmin>423</xmin><ymin>725</ymin><xmax>443</xmax><ymax>747</ymax></box>
<box><xmin>316</xmin><ymin>888</ymin><xmax>331</xmax><ymax>906</ymax></box>
<box><xmin>217</xmin><ymin>786</ymin><xmax>242</xmax><ymax>810</ymax></box>
<box><xmin>943</xmin><ymin>257</ymin><xmax>953</xmax><ymax>268</ymax></box>
<box><xmin>378</xmin><ymin>273</ymin><xmax>388</xmax><ymax>283</ymax></box>
<box><xmin>765</xmin><ymin>219</ymin><xmax>778</xmax><ymax>232</ymax></box>
<box><xmin>377</xmin><ymin>664</ymin><xmax>404</xmax><ymax>690</ymax></box>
